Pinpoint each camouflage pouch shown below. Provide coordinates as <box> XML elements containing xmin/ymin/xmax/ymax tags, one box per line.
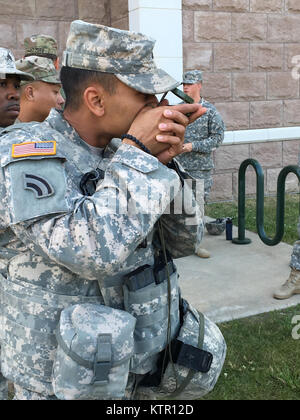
<box><xmin>135</xmin><ymin>300</ymin><xmax>227</xmax><ymax>400</ymax></box>
<box><xmin>123</xmin><ymin>268</ymin><xmax>180</xmax><ymax>374</ymax></box>
<box><xmin>52</xmin><ymin>303</ymin><xmax>136</xmax><ymax>400</ymax></box>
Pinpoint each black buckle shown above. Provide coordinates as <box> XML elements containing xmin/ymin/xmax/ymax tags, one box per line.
<box><xmin>124</xmin><ymin>265</ymin><xmax>155</xmax><ymax>291</ymax></box>
<box><xmin>171</xmin><ymin>339</ymin><xmax>213</xmax><ymax>373</ymax></box>
<box><xmin>92</xmin><ymin>334</ymin><xmax>112</xmax><ymax>385</ymax></box>
<box><xmin>154</xmin><ymin>260</ymin><xmax>175</xmax><ymax>284</ymax></box>
<box><xmin>92</xmin><ymin>361</ymin><xmax>111</xmax><ymax>385</ymax></box>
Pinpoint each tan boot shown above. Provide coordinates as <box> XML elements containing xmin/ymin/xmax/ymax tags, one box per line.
<box><xmin>273</xmin><ymin>268</ymin><xmax>300</xmax><ymax>300</ymax></box>
<box><xmin>195</xmin><ymin>247</ymin><xmax>211</xmax><ymax>258</ymax></box>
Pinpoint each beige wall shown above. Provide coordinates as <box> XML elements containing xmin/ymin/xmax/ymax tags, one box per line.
<box><xmin>183</xmin><ymin>0</ymin><xmax>300</xmax><ymax>201</ymax></box>
<box><xmin>182</xmin><ymin>0</ymin><xmax>300</xmax><ymax>130</ymax></box>
<box><xmin>209</xmin><ymin>139</ymin><xmax>300</xmax><ymax>202</ymax></box>
<box><xmin>0</xmin><ymin>0</ymin><xmax>129</xmax><ymax>60</ymax></box>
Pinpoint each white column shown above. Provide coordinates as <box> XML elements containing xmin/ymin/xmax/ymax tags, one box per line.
<box><xmin>128</xmin><ymin>0</ymin><xmax>183</xmax><ymax>103</ymax></box>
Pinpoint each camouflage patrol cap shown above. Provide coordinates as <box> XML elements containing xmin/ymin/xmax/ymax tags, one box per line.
<box><xmin>0</xmin><ymin>47</ymin><xmax>34</xmax><ymax>81</ymax></box>
<box><xmin>62</xmin><ymin>20</ymin><xmax>180</xmax><ymax>95</ymax></box>
<box><xmin>183</xmin><ymin>70</ymin><xmax>203</xmax><ymax>84</ymax></box>
<box><xmin>16</xmin><ymin>56</ymin><xmax>61</xmax><ymax>85</ymax></box>
<box><xmin>24</xmin><ymin>34</ymin><xmax>58</xmax><ymax>59</ymax></box>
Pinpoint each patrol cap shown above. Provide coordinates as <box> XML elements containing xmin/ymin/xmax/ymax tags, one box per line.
<box><xmin>182</xmin><ymin>70</ymin><xmax>203</xmax><ymax>84</ymax></box>
<box><xmin>62</xmin><ymin>20</ymin><xmax>180</xmax><ymax>95</ymax></box>
<box><xmin>0</xmin><ymin>47</ymin><xmax>34</xmax><ymax>81</ymax></box>
<box><xmin>24</xmin><ymin>34</ymin><xmax>58</xmax><ymax>59</ymax></box>
<box><xmin>16</xmin><ymin>56</ymin><xmax>61</xmax><ymax>85</ymax></box>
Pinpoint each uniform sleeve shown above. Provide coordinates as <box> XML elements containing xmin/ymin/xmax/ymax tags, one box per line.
<box><xmin>159</xmin><ymin>161</ymin><xmax>204</xmax><ymax>258</ymax></box>
<box><xmin>191</xmin><ymin>109</ymin><xmax>225</xmax><ymax>154</ymax></box>
<box><xmin>4</xmin><ymin>144</ymin><xmax>182</xmax><ymax>280</ymax></box>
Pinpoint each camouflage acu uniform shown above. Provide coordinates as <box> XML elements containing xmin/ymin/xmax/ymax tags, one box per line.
<box><xmin>0</xmin><ymin>108</ymin><xmax>202</xmax><ymax>399</ymax></box>
<box><xmin>23</xmin><ymin>34</ymin><xmax>66</xmax><ymax>106</ymax></box>
<box><xmin>177</xmin><ymin>71</ymin><xmax>225</xmax><ymax>203</ymax></box>
<box><xmin>290</xmin><ymin>153</ymin><xmax>300</xmax><ymax>271</ymax></box>
<box><xmin>0</xmin><ymin>124</ymin><xmax>7</xmax><ymax>400</ymax></box>
<box><xmin>0</xmin><ymin>21</ymin><xmax>205</xmax><ymax>400</ymax></box>
<box><xmin>0</xmin><ymin>48</ymin><xmax>34</xmax><ymax>401</ymax></box>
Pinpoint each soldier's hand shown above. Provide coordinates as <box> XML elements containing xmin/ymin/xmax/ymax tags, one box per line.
<box><xmin>125</xmin><ymin>105</ymin><xmax>189</xmax><ymax>158</ymax></box>
<box><xmin>171</xmin><ymin>103</ymin><xmax>207</xmax><ymax>124</ymax></box>
<box><xmin>124</xmin><ymin>103</ymin><xmax>206</xmax><ymax>164</ymax></box>
<box><xmin>181</xmin><ymin>142</ymin><xmax>193</xmax><ymax>154</ymax></box>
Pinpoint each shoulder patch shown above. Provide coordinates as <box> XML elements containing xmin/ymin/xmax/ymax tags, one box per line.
<box><xmin>12</xmin><ymin>141</ymin><xmax>56</xmax><ymax>158</ymax></box>
<box><xmin>23</xmin><ymin>173</ymin><xmax>54</xmax><ymax>199</ymax></box>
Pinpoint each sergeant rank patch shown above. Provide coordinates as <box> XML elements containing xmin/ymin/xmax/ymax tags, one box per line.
<box><xmin>12</xmin><ymin>141</ymin><xmax>56</xmax><ymax>158</ymax></box>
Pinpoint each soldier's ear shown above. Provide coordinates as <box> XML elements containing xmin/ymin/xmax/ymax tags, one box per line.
<box><xmin>83</xmin><ymin>85</ymin><xmax>105</xmax><ymax>117</ymax></box>
<box><xmin>24</xmin><ymin>84</ymin><xmax>35</xmax><ymax>101</ymax></box>
<box><xmin>54</xmin><ymin>57</ymin><xmax>59</xmax><ymax>70</ymax></box>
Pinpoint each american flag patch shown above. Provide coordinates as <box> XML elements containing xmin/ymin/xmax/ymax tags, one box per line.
<box><xmin>12</xmin><ymin>141</ymin><xmax>56</xmax><ymax>158</ymax></box>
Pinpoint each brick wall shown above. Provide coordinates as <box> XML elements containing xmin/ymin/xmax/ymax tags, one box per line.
<box><xmin>183</xmin><ymin>0</ymin><xmax>300</xmax><ymax>201</ymax></box>
<box><xmin>209</xmin><ymin>138</ymin><xmax>300</xmax><ymax>201</ymax></box>
<box><xmin>0</xmin><ymin>0</ymin><xmax>129</xmax><ymax>60</ymax></box>
<box><xmin>183</xmin><ymin>0</ymin><xmax>300</xmax><ymax>130</ymax></box>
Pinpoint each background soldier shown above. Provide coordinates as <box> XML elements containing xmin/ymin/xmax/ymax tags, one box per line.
<box><xmin>0</xmin><ymin>21</ymin><xmax>206</xmax><ymax>400</ymax></box>
<box><xmin>274</xmin><ymin>204</ymin><xmax>300</xmax><ymax>299</ymax></box>
<box><xmin>0</xmin><ymin>48</ymin><xmax>33</xmax><ymax>129</ymax></box>
<box><xmin>24</xmin><ymin>34</ymin><xmax>65</xmax><ymax>105</ymax></box>
<box><xmin>176</xmin><ymin>70</ymin><xmax>225</xmax><ymax>259</ymax></box>
<box><xmin>16</xmin><ymin>56</ymin><xmax>65</xmax><ymax>122</ymax></box>
<box><xmin>0</xmin><ymin>47</ymin><xmax>33</xmax><ymax>400</ymax></box>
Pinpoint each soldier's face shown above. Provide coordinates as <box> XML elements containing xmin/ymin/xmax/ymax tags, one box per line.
<box><xmin>104</xmin><ymin>80</ymin><xmax>158</xmax><ymax>137</ymax></box>
<box><xmin>0</xmin><ymin>75</ymin><xmax>21</xmax><ymax>127</ymax></box>
<box><xmin>32</xmin><ymin>82</ymin><xmax>65</xmax><ymax>121</ymax></box>
<box><xmin>183</xmin><ymin>82</ymin><xmax>202</xmax><ymax>100</ymax></box>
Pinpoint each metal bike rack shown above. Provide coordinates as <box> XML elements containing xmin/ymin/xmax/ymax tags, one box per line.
<box><xmin>232</xmin><ymin>159</ymin><xmax>300</xmax><ymax>246</ymax></box>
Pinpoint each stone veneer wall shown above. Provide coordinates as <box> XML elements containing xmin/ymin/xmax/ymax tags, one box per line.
<box><xmin>0</xmin><ymin>0</ymin><xmax>129</xmax><ymax>60</ymax></box>
<box><xmin>182</xmin><ymin>0</ymin><xmax>300</xmax><ymax>201</ymax></box>
<box><xmin>210</xmin><ymin>138</ymin><xmax>300</xmax><ymax>201</ymax></box>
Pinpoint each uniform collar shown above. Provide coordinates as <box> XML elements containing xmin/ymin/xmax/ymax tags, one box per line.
<box><xmin>45</xmin><ymin>108</ymin><xmax>109</xmax><ymax>174</ymax></box>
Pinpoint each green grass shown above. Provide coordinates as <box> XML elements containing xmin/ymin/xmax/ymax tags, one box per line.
<box><xmin>201</xmin><ymin>194</ymin><xmax>300</xmax><ymax>400</ymax></box>
<box><xmin>203</xmin><ymin>305</ymin><xmax>300</xmax><ymax>400</ymax></box>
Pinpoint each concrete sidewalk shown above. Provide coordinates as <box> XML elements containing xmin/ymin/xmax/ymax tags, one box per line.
<box><xmin>175</xmin><ymin>223</ymin><xmax>300</xmax><ymax>323</ymax></box>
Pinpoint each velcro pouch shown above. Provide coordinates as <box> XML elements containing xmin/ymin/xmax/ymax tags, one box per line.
<box><xmin>52</xmin><ymin>303</ymin><xmax>136</xmax><ymax>400</ymax></box>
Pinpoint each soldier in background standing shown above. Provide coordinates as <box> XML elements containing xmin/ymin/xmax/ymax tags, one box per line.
<box><xmin>273</xmin><ymin>239</ymin><xmax>300</xmax><ymax>300</ymax></box>
<box><xmin>274</xmin><ymin>161</ymin><xmax>300</xmax><ymax>300</ymax></box>
<box><xmin>24</xmin><ymin>34</ymin><xmax>65</xmax><ymax>106</ymax></box>
<box><xmin>176</xmin><ymin>70</ymin><xmax>225</xmax><ymax>259</ymax></box>
<box><xmin>0</xmin><ymin>47</ymin><xmax>34</xmax><ymax>400</ymax></box>
<box><xmin>15</xmin><ymin>56</ymin><xmax>65</xmax><ymax>122</ymax></box>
